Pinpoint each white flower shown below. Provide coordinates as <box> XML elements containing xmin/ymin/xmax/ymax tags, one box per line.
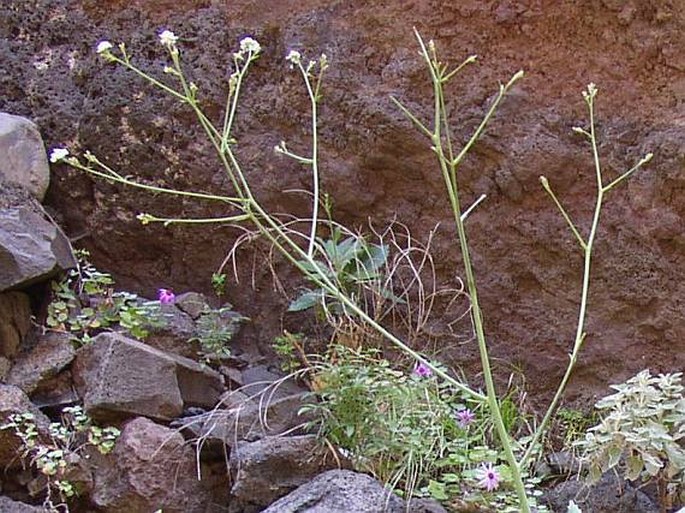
<box><xmin>96</xmin><ymin>41</ymin><xmax>113</xmax><ymax>54</ymax></box>
<box><xmin>158</xmin><ymin>30</ymin><xmax>178</xmax><ymax>48</ymax></box>
<box><xmin>239</xmin><ymin>37</ymin><xmax>261</xmax><ymax>55</ymax></box>
<box><xmin>49</xmin><ymin>148</ymin><xmax>69</xmax><ymax>163</ymax></box>
<box><xmin>286</xmin><ymin>50</ymin><xmax>301</xmax><ymax>65</ymax></box>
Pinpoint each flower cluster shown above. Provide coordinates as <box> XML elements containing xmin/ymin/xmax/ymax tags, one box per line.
<box><xmin>234</xmin><ymin>36</ymin><xmax>261</xmax><ymax>62</ymax></box>
<box><xmin>157</xmin><ymin>288</ymin><xmax>175</xmax><ymax>304</ymax></box>
<box><xmin>456</xmin><ymin>408</ymin><xmax>475</xmax><ymax>428</ymax></box>
<box><xmin>49</xmin><ymin>148</ymin><xmax>69</xmax><ymax>163</ymax></box>
<box><xmin>413</xmin><ymin>361</ymin><xmax>432</xmax><ymax>378</ymax></box>
<box><xmin>158</xmin><ymin>30</ymin><xmax>178</xmax><ymax>49</ymax></box>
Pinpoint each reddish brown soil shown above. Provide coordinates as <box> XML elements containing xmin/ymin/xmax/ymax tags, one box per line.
<box><xmin>2</xmin><ymin>0</ymin><xmax>684</xmax><ymax>407</ymax></box>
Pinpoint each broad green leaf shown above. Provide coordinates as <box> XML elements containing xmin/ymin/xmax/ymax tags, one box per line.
<box><xmin>288</xmin><ymin>290</ymin><xmax>323</xmax><ymax>312</ymax></box>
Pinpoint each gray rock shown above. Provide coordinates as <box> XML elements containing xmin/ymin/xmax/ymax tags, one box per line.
<box><xmin>0</xmin><ymin>113</ymin><xmax>50</xmax><ymax>201</ymax></box>
<box><xmin>174</xmin><ymin>291</ymin><xmax>212</xmax><ymax>320</ymax></box>
<box><xmin>73</xmin><ymin>332</ymin><xmax>224</xmax><ymax>422</ymax></box>
<box><xmin>90</xmin><ymin>416</ymin><xmax>216</xmax><ymax>513</ymax></box>
<box><xmin>176</xmin><ymin>391</ymin><xmax>316</xmax><ymax>459</ymax></box>
<box><xmin>144</xmin><ymin>303</ymin><xmax>199</xmax><ymax>359</ymax></box>
<box><xmin>7</xmin><ymin>331</ymin><xmax>75</xmax><ymax>394</ymax></box>
<box><xmin>230</xmin><ymin>435</ymin><xmax>344</xmax><ymax>511</ymax></box>
<box><xmin>261</xmin><ymin>469</ymin><xmax>407</xmax><ymax>513</ymax></box>
<box><xmin>0</xmin><ymin>496</ymin><xmax>47</xmax><ymax>512</ymax></box>
<box><xmin>544</xmin><ymin>471</ymin><xmax>659</xmax><ymax>513</ymax></box>
<box><xmin>0</xmin><ymin>195</ymin><xmax>76</xmax><ymax>291</ymax></box>
<box><xmin>406</xmin><ymin>498</ymin><xmax>450</xmax><ymax>513</ymax></box>
<box><xmin>0</xmin><ymin>384</ymin><xmax>51</xmax><ymax>470</ymax></box>
<box><xmin>239</xmin><ymin>364</ymin><xmax>307</xmax><ymax>399</ymax></box>
<box><xmin>0</xmin><ymin>291</ymin><xmax>31</xmax><ymax>358</ymax></box>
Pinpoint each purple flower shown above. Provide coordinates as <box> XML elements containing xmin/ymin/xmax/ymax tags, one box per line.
<box><xmin>413</xmin><ymin>361</ymin><xmax>432</xmax><ymax>378</ymax></box>
<box><xmin>477</xmin><ymin>462</ymin><xmax>500</xmax><ymax>492</ymax></box>
<box><xmin>456</xmin><ymin>408</ymin><xmax>475</xmax><ymax>428</ymax></box>
<box><xmin>157</xmin><ymin>288</ymin><xmax>175</xmax><ymax>304</ymax></box>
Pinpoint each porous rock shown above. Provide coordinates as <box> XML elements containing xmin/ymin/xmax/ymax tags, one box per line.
<box><xmin>73</xmin><ymin>332</ymin><xmax>224</xmax><ymax>422</ymax></box>
<box><xmin>229</xmin><ymin>434</ymin><xmax>343</xmax><ymax>511</ymax></box>
<box><xmin>0</xmin><ymin>112</ymin><xmax>50</xmax><ymax>201</ymax></box>
<box><xmin>0</xmin><ymin>384</ymin><xmax>51</xmax><ymax>470</ymax></box>
<box><xmin>261</xmin><ymin>469</ymin><xmax>407</xmax><ymax>513</ymax></box>
<box><xmin>90</xmin><ymin>416</ymin><xmax>215</xmax><ymax>513</ymax></box>
<box><xmin>0</xmin><ymin>291</ymin><xmax>31</xmax><ymax>358</ymax></box>
<box><xmin>0</xmin><ymin>192</ymin><xmax>76</xmax><ymax>291</ymax></box>
<box><xmin>7</xmin><ymin>331</ymin><xmax>75</xmax><ymax>394</ymax></box>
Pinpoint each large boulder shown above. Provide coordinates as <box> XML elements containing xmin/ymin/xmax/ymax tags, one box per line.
<box><xmin>90</xmin><ymin>416</ymin><xmax>217</xmax><ymax>513</ymax></box>
<box><xmin>0</xmin><ymin>113</ymin><xmax>50</xmax><ymax>201</ymax></box>
<box><xmin>7</xmin><ymin>331</ymin><xmax>76</xmax><ymax>395</ymax></box>
<box><xmin>0</xmin><ymin>187</ymin><xmax>76</xmax><ymax>291</ymax></box>
<box><xmin>0</xmin><ymin>291</ymin><xmax>31</xmax><ymax>358</ymax></box>
<box><xmin>73</xmin><ymin>332</ymin><xmax>224</xmax><ymax>422</ymax></box>
<box><xmin>229</xmin><ymin>435</ymin><xmax>343</xmax><ymax>512</ymax></box>
<box><xmin>261</xmin><ymin>469</ymin><xmax>408</xmax><ymax>513</ymax></box>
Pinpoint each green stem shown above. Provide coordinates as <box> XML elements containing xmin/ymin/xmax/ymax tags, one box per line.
<box><xmin>411</xmin><ymin>30</ymin><xmax>530</xmax><ymax>511</ymax></box>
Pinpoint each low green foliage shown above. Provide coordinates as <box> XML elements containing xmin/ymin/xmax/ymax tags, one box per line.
<box><xmin>577</xmin><ymin>369</ymin><xmax>685</xmax><ymax>508</ymax></box>
<box><xmin>211</xmin><ymin>272</ymin><xmax>227</xmax><ymax>297</ymax></box>
<box><xmin>554</xmin><ymin>407</ymin><xmax>598</xmax><ymax>452</ymax></box>
<box><xmin>302</xmin><ymin>346</ymin><xmax>471</xmax><ymax>498</ymax></box>
<box><xmin>1</xmin><ymin>406</ymin><xmax>120</xmax><ymax>511</ymax></box>
<box><xmin>46</xmin><ymin>250</ymin><xmax>166</xmax><ymax>344</ymax></box>
<box><xmin>288</xmin><ymin>227</ymin><xmax>400</xmax><ymax>316</ymax></box>
<box><xmin>302</xmin><ymin>346</ymin><xmax>548</xmax><ymax>510</ymax></box>
<box><xmin>273</xmin><ymin>331</ymin><xmax>305</xmax><ymax>373</ymax></box>
<box><xmin>189</xmin><ymin>305</ymin><xmax>247</xmax><ymax>361</ymax></box>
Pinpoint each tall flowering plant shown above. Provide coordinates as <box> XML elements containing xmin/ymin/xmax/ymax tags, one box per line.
<box><xmin>50</xmin><ymin>29</ymin><xmax>653</xmax><ymax>511</ymax></box>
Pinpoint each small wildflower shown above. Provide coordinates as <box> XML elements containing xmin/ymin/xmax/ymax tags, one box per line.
<box><xmin>477</xmin><ymin>462</ymin><xmax>500</xmax><ymax>492</ymax></box>
<box><xmin>96</xmin><ymin>41</ymin><xmax>113</xmax><ymax>54</ymax></box>
<box><xmin>239</xmin><ymin>37</ymin><xmax>261</xmax><ymax>55</ymax></box>
<box><xmin>49</xmin><ymin>148</ymin><xmax>69</xmax><ymax>163</ymax></box>
<box><xmin>456</xmin><ymin>409</ymin><xmax>475</xmax><ymax>428</ymax></box>
<box><xmin>157</xmin><ymin>288</ymin><xmax>175</xmax><ymax>304</ymax></box>
<box><xmin>286</xmin><ymin>50</ymin><xmax>301</xmax><ymax>66</ymax></box>
<box><xmin>158</xmin><ymin>30</ymin><xmax>178</xmax><ymax>48</ymax></box>
<box><xmin>136</xmin><ymin>213</ymin><xmax>154</xmax><ymax>225</ymax></box>
<box><xmin>413</xmin><ymin>361</ymin><xmax>432</xmax><ymax>378</ymax></box>
<box><xmin>274</xmin><ymin>140</ymin><xmax>287</xmax><ymax>154</ymax></box>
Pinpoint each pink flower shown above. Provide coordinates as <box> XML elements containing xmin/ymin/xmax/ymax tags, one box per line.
<box><xmin>157</xmin><ymin>288</ymin><xmax>175</xmax><ymax>304</ymax></box>
<box><xmin>413</xmin><ymin>361</ymin><xmax>432</xmax><ymax>378</ymax></box>
<box><xmin>456</xmin><ymin>408</ymin><xmax>475</xmax><ymax>428</ymax></box>
<box><xmin>477</xmin><ymin>462</ymin><xmax>500</xmax><ymax>492</ymax></box>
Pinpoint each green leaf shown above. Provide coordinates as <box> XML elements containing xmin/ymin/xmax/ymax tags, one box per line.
<box><xmin>626</xmin><ymin>454</ymin><xmax>643</xmax><ymax>480</ymax></box>
<box><xmin>288</xmin><ymin>290</ymin><xmax>322</xmax><ymax>312</ymax></box>
<box><xmin>607</xmin><ymin>445</ymin><xmax>622</xmax><ymax>469</ymax></box>
<box><xmin>427</xmin><ymin>480</ymin><xmax>448</xmax><ymax>501</ymax></box>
